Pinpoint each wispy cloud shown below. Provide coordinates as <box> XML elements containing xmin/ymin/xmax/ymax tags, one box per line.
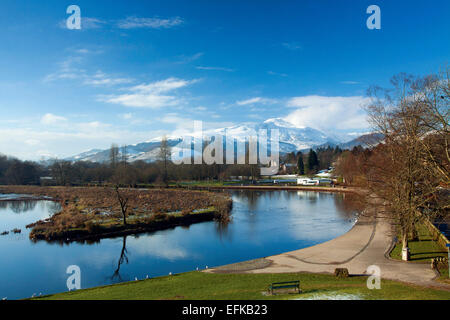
<box><xmin>174</xmin><ymin>52</ymin><xmax>204</xmax><ymax>64</ymax></box>
<box><xmin>340</xmin><ymin>81</ymin><xmax>360</xmax><ymax>85</ymax></box>
<box><xmin>196</xmin><ymin>66</ymin><xmax>235</xmax><ymax>72</ymax></box>
<box><xmin>59</xmin><ymin>17</ymin><xmax>107</xmax><ymax>30</ymax></box>
<box><xmin>101</xmin><ymin>77</ymin><xmax>197</xmax><ymax>108</ymax></box>
<box><xmin>267</xmin><ymin>71</ymin><xmax>288</xmax><ymax>77</ymax></box>
<box><xmin>236</xmin><ymin>97</ymin><xmax>277</xmax><ymax>106</ymax></box>
<box><xmin>59</xmin><ymin>16</ymin><xmax>183</xmax><ymax>31</ymax></box>
<box><xmin>83</xmin><ymin>71</ymin><xmax>133</xmax><ymax>86</ymax></box>
<box><xmin>117</xmin><ymin>16</ymin><xmax>184</xmax><ymax>29</ymax></box>
<box><xmin>44</xmin><ymin>55</ymin><xmax>133</xmax><ymax>87</ymax></box>
<box><xmin>281</xmin><ymin>41</ymin><xmax>302</xmax><ymax>51</ymax></box>
<box><xmin>41</xmin><ymin>113</ymin><xmax>67</xmax><ymax>125</ymax></box>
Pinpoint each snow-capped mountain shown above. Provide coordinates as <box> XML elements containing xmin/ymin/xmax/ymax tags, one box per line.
<box><xmin>66</xmin><ymin>118</ymin><xmax>351</xmax><ymax>163</ymax></box>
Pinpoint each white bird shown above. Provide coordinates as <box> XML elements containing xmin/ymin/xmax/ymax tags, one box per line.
<box><xmin>196</xmin><ymin>267</ymin><xmax>199</xmax><ymax>271</ymax></box>
<box><xmin>32</xmin><ymin>293</ymin><xmax>36</xmax><ymax>298</ymax></box>
<box><xmin>146</xmin><ymin>275</ymin><xmax>149</xmax><ymax>279</ymax></box>
<box><xmin>169</xmin><ymin>272</ymin><xmax>172</xmax><ymax>275</ymax></box>
<box><xmin>134</xmin><ymin>277</ymin><xmax>138</xmax><ymax>281</ymax></box>
<box><xmin>206</xmin><ymin>266</ymin><xmax>208</xmax><ymax>269</ymax></box>
<box><xmin>2</xmin><ymin>297</ymin><xmax>7</xmax><ymax>300</ymax></box>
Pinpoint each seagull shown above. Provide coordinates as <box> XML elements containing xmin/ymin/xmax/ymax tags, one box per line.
<box><xmin>134</xmin><ymin>277</ymin><xmax>138</xmax><ymax>281</ymax></box>
<box><xmin>196</xmin><ymin>267</ymin><xmax>199</xmax><ymax>271</ymax></box>
<box><xmin>146</xmin><ymin>275</ymin><xmax>149</xmax><ymax>279</ymax></box>
<box><xmin>206</xmin><ymin>266</ymin><xmax>208</xmax><ymax>269</ymax></box>
<box><xmin>169</xmin><ymin>272</ymin><xmax>172</xmax><ymax>275</ymax></box>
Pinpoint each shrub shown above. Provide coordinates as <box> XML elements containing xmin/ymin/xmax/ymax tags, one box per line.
<box><xmin>334</xmin><ymin>268</ymin><xmax>349</xmax><ymax>278</ymax></box>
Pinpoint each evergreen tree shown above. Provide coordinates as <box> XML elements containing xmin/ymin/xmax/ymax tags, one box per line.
<box><xmin>297</xmin><ymin>152</ymin><xmax>305</xmax><ymax>175</ymax></box>
<box><xmin>307</xmin><ymin>149</ymin><xmax>319</xmax><ymax>174</ymax></box>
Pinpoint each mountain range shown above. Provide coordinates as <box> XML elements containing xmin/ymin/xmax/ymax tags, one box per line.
<box><xmin>66</xmin><ymin>118</ymin><xmax>380</xmax><ymax>163</ymax></box>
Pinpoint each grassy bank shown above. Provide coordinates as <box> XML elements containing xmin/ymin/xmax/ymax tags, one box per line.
<box><xmin>36</xmin><ymin>271</ymin><xmax>450</xmax><ymax>300</ymax></box>
<box><xmin>390</xmin><ymin>223</ymin><xmax>448</xmax><ymax>262</ymax></box>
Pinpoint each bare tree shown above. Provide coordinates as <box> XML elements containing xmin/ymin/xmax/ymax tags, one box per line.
<box><xmin>115</xmin><ymin>186</ymin><xmax>129</xmax><ymax>225</ymax></box>
<box><xmin>109</xmin><ymin>143</ymin><xmax>119</xmax><ymax>168</ymax></box>
<box><xmin>365</xmin><ymin>69</ymin><xmax>449</xmax><ymax>260</ymax></box>
<box><xmin>121</xmin><ymin>145</ymin><xmax>128</xmax><ymax>164</ymax></box>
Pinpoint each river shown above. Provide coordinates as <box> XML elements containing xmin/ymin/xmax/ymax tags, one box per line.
<box><xmin>0</xmin><ymin>190</ymin><xmax>360</xmax><ymax>299</ymax></box>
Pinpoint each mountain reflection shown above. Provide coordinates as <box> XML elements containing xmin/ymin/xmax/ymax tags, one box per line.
<box><xmin>0</xmin><ymin>200</ymin><xmax>61</xmax><ymax>215</ymax></box>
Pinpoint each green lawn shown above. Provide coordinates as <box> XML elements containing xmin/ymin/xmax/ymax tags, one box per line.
<box><xmin>390</xmin><ymin>224</ymin><xmax>448</xmax><ymax>262</ymax></box>
<box><xmin>35</xmin><ymin>271</ymin><xmax>450</xmax><ymax>300</ymax></box>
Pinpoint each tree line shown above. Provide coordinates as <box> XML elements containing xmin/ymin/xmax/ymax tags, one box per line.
<box><xmin>281</xmin><ymin>146</ymin><xmax>343</xmax><ymax>175</ymax></box>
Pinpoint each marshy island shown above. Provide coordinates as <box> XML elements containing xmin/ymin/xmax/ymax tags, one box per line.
<box><xmin>0</xmin><ymin>186</ymin><xmax>232</xmax><ymax>242</ymax></box>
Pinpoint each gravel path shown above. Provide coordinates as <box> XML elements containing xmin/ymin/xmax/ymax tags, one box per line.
<box><xmin>208</xmin><ymin>212</ymin><xmax>450</xmax><ymax>291</ymax></box>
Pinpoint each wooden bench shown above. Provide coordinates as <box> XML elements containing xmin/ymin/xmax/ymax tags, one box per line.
<box><xmin>268</xmin><ymin>280</ymin><xmax>301</xmax><ymax>295</ymax></box>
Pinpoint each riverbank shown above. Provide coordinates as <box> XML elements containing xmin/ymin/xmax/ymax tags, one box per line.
<box><xmin>179</xmin><ymin>184</ymin><xmax>359</xmax><ymax>193</ymax></box>
<box><xmin>207</xmin><ymin>207</ymin><xmax>450</xmax><ymax>291</ymax></box>
<box><xmin>0</xmin><ymin>186</ymin><xmax>232</xmax><ymax>242</ymax></box>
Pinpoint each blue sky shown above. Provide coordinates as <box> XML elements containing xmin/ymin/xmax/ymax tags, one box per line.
<box><xmin>0</xmin><ymin>0</ymin><xmax>449</xmax><ymax>160</ymax></box>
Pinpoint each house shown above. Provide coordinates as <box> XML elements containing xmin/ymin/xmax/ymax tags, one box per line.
<box><xmin>297</xmin><ymin>178</ymin><xmax>319</xmax><ymax>186</ymax></box>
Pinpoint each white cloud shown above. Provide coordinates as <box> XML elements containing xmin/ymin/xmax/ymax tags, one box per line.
<box><xmin>129</xmin><ymin>78</ymin><xmax>195</xmax><ymax>93</ymax></box>
<box><xmin>102</xmin><ymin>77</ymin><xmax>197</xmax><ymax>108</ymax></box>
<box><xmin>236</xmin><ymin>97</ymin><xmax>277</xmax><ymax>106</ymax></box>
<box><xmin>41</xmin><ymin>113</ymin><xmax>67</xmax><ymax>125</ymax></box>
<box><xmin>117</xmin><ymin>16</ymin><xmax>184</xmax><ymax>29</ymax></box>
<box><xmin>285</xmin><ymin>95</ymin><xmax>371</xmax><ymax>131</ymax></box>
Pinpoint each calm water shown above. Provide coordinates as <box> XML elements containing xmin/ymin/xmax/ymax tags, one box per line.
<box><xmin>0</xmin><ymin>190</ymin><xmax>360</xmax><ymax>299</ymax></box>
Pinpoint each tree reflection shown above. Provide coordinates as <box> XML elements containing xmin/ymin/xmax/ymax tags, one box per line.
<box><xmin>333</xmin><ymin>193</ymin><xmax>364</xmax><ymax>219</ymax></box>
<box><xmin>110</xmin><ymin>236</ymin><xmax>129</xmax><ymax>283</ymax></box>
<box><xmin>214</xmin><ymin>219</ymin><xmax>232</xmax><ymax>242</ymax></box>
<box><xmin>0</xmin><ymin>200</ymin><xmax>37</xmax><ymax>213</ymax></box>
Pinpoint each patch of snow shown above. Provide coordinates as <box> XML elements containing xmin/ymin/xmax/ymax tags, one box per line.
<box><xmin>294</xmin><ymin>292</ymin><xmax>365</xmax><ymax>300</ymax></box>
